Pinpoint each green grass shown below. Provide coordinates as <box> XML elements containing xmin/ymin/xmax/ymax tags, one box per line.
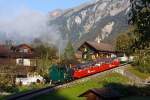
<box><xmin>127</xmin><ymin>65</ymin><xmax>150</xmax><ymax>79</ymax></box>
<box><xmin>18</xmin><ymin>83</ymin><xmax>50</xmax><ymax>92</ymax></box>
<box><xmin>0</xmin><ymin>95</ymin><xmax>5</xmax><ymax>100</ymax></box>
<box><xmin>1</xmin><ymin>83</ymin><xmax>51</xmax><ymax>100</ymax></box>
<box><xmin>34</xmin><ymin>73</ymin><xmax>130</xmax><ymax>100</ymax></box>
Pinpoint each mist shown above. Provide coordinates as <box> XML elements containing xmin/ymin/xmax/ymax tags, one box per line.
<box><xmin>0</xmin><ymin>8</ymin><xmax>67</xmax><ymax>50</ymax></box>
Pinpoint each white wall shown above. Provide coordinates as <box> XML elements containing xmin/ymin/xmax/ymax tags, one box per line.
<box><xmin>24</xmin><ymin>59</ymin><xmax>30</xmax><ymax>66</ymax></box>
<box><xmin>16</xmin><ymin>58</ymin><xmax>30</xmax><ymax>66</ymax></box>
<box><xmin>16</xmin><ymin>75</ymin><xmax>44</xmax><ymax>85</ymax></box>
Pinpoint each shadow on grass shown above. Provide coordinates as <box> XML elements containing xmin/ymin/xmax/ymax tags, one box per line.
<box><xmin>33</xmin><ymin>82</ymin><xmax>150</xmax><ymax>100</ymax></box>
<box><xmin>33</xmin><ymin>90</ymin><xmax>69</xmax><ymax>100</ymax></box>
<box><xmin>103</xmin><ymin>82</ymin><xmax>150</xmax><ymax>99</ymax></box>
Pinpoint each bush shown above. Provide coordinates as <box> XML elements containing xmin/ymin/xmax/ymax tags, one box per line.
<box><xmin>134</xmin><ymin>52</ymin><xmax>150</xmax><ymax>73</ymax></box>
<box><xmin>0</xmin><ymin>85</ymin><xmax>19</xmax><ymax>93</ymax></box>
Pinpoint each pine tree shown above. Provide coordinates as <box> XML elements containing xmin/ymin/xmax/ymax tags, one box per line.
<box><xmin>62</xmin><ymin>41</ymin><xmax>77</xmax><ymax>65</ymax></box>
<box><xmin>128</xmin><ymin>0</ymin><xmax>150</xmax><ymax>73</ymax></box>
<box><xmin>64</xmin><ymin>41</ymin><xmax>75</xmax><ymax>60</ymax></box>
<box><xmin>129</xmin><ymin>0</ymin><xmax>150</xmax><ymax>49</ymax></box>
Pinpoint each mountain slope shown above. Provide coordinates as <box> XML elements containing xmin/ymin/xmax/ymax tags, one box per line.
<box><xmin>50</xmin><ymin>0</ymin><xmax>130</xmax><ymax>45</ymax></box>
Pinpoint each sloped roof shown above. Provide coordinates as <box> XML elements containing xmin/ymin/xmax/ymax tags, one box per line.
<box><xmin>0</xmin><ymin>45</ymin><xmax>11</xmax><ymax>53</ymax></box>
<box><xmin>11</xmin><ymin>44</ymin><xmax>34</xmax><ymax>51</ymax></box>
<box><xmin>78</xmin><ymin>41</ymin><xmax>114</xmax><ymax>51</ymax></box>
<box><xmin>0</xmin><ymin>45</ymin><xmax>11</xmax><ymax>57</ymax></box>
<box><xmin>0</xmin><ymin>44</ymin><xmax>38</xmax><ymax>58</ymax></box>
<box><xmin>79</xmin><ymin>88</ymin><xmax>121</xmax><ymax>99</ymax></box>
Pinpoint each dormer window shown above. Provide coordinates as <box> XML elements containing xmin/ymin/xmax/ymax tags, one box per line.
<box><xmin>20</xmin><ymin>48</ymin><xmax>28</xmax><ymax>53</ymax></box>
<box><xmin>84</xmin><ymin>48</ymin><xmax>87</xmax><ymax>52</ymax></box>
<box><xmin>23</xmin><ymin>48</ymin><xmax>28</xmax><ymax>53</ymax></box>
<box><xmin>12</xmin><ymin>44</ymin><xmax>33</xmax><ymax>53</ymax></box>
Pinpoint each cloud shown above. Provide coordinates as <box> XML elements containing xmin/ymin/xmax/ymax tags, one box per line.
<box><xmin>0</xmin><ymin>7</ymin><xmax>67</xmax><ymax>50</ymax></box>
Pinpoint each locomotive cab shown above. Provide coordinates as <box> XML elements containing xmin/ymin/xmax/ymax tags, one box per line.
<box><xmin>49</xmin><ymin>64</ymin><xmax>73</xmax><ymax>84</ymax></box>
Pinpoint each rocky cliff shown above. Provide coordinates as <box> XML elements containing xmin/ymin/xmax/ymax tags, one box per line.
<box><xmin>50</xmin><ymin>0</ymin><xmax>130</xmax><ymax>45</ymax></box>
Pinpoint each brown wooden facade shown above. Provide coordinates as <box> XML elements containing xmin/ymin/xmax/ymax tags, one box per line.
<box><xmin>0</xmin><ymin>44</ymin><xmax>39</xmax><ymax>76</ymax></box>
<box><xmin>77</xmin><ymin>41</ymin><xmax>118</xmax><ymax>61</ymax></box>
<box><xmin>79</xmin><ymin>88</ymin><xmax>121</xmax><ymax>100</ymax></box>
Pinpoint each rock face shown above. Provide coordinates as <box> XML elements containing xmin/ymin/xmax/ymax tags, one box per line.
<box><xmin>0</xmin><ymin>0</ymin><xmax>130</xmax><ymax>46</ymax></box>
<box><xmin>50</xmin><ymin>0</ymin><xmax>130</xmax><ymax>45</ymax></box>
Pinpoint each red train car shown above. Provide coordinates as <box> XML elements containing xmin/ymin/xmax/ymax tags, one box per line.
<box><xmin>73</xmin><ymin>59</ymin><xmax>120</xmax><ymax>78</ymax></box>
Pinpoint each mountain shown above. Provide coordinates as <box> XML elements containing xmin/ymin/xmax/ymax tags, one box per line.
<box><xmin>0</xmin><ymin>0</ymin><xmax>130</xmax><ymax>48</ymax></box>
<box><xmin>50</xmin><ymin>0</ymin><xmax>130</xmax><ymax>45</ymax></box>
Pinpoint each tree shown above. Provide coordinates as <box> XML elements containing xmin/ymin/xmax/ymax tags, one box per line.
<box><xmin>129</xmin><ymin>0</ymin><xmax>150</xmax><ymax>49</ymax></box>
<box><xmin>64</xmin><ymin>41</ymin><xmax>75</xmax><ymax>59</ymax></box>
<box><xmin>61</xmin><ymin>41</ymin><xmax>78</xmax><ymax>65</ymax></box>
<box><xmin>116</xmin><ymin>27</ymin><xmax>136</xmax><ymax>54</ymax></box>
<box><xmin>126</xmin><ymin>0</ymin><xmax>150</xmax><ymax>73</ymax></box>
<box><xmin>33</xmin><ymin>43</ymin><xmax>58</xmax><ymax>79</ymax></box>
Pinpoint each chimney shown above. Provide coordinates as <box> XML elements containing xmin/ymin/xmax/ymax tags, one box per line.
<box><xmin>95</xmin><ymin>35</ymin><xmax>101</xmax><ymax>44</ymax></box>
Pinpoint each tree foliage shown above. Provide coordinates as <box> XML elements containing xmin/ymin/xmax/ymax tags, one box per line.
<box><xmin>116</xmin><ymin>0</ymin><xmax>150</xmax><ymax>73</ymax></box>
<box><xmin>116</xmin><ymin>27</ymin><xmax>136</xmax><ymax>54</ymax></box>
<box><xmin>61</xmin><ymin>41</ymin><xmax>78</xmax><ymax>65</ymax></box>
<box><xmin>32</xmin><ymin>40</ymin><xmax>58</xmax><ymax>79</ymax></box>
<box><xmin>129</xmin><ymin>0</ymin><xmax>150</xmax><ymax>49</ymax></box>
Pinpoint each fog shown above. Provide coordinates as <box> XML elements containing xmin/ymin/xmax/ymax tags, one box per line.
<box><xmin>0</xmin><ymin>8</ymin><xmax>67</xmax><ymax>50</ymax></box>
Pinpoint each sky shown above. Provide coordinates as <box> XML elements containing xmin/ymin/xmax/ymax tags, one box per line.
<box><xmin>0</xmin><ymin>0</ymin><xmax>91</xmax><ymax>46</ymax></box>
<box><xmin>0</xmin><ymin>0</ymin><xmax>90</xmax><ymax>17</ymax></box>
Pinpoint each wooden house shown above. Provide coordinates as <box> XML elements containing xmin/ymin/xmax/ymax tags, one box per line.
<box><xmin>11</xmin><ymin>44</ymin><xmax>33</xmax><ymax>53</ymax></box>
<box><xmin>79</xmin><ymin>88</ymin><xmax>121</xmax><ymax>100</ymax></box>
<box><xmin>77</xmin><ymin>41</ymin><xmax>118</xmax><ymax>61</ymax></box>
<box><xmin>11</xmin><ymin>44</ymin><xmax>38</xmax><ymax>67</ymax></box>
<box><xmin>0</xmin><ymin>44</ymin><xmax>38</xmax><ymax>76</ymax></box>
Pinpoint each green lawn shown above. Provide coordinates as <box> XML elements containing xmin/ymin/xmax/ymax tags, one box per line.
<box><xmin>0</xmin><ymin>96</ymin><xmax>5</xmax><ymax>100</ymax></box>
<box><xmin>34</xmin><ymin>73</ymin><xmax>130</xmax><ymax>100</ymax></box>
<box><xmin>0</xmin><ymin>83</ymin><xmax>51</xmax><ymax>100</ymax></box>
<box><xmin>127</xmin><ymin>65</ymin><xmax>150</xmax><ymax>79</ymax></box>
<box><xmin>18</xmin><ymin>83</ymin><xmax>50</xmax><ymax>92</ymax></box>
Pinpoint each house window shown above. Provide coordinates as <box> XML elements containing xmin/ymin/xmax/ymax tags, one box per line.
<box><xmin>18</xmin><ymin>59</ymin><xmax>24</xmax><ymax>65</ymax></box>
<box><xmin>83</xmin><ymin>54</ymin><xmax>87</xmax><ymax>59</ymax></box>
<box><xmin>20</xmin><ymin>48</ymin><xmax>28</xmax><ymax>53</ymax></box>
<box><xmin>23</xmin><ymin>49</ymin><xmax>28</xmax><ymax>53</ymax></box>
<box><xmin>84</xmin><ymin>48</ymin><xmax>87</xmax><ymax>52</ymax></box>
<box><xmin>92</xmin><ymin>55</ymin><xmax>96</xmax><ymax>60</ymax></box>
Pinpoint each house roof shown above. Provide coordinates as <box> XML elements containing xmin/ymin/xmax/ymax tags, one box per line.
<box><xmin>10</xmin><ymin>52</ymin><xmax>39</xmax><ymax>58</ymax></box>
<box><xmin>0</xmin><ymin>44</ymin><xmax>38</xmax><ymax>58</ymax></box>
<box><xmin>11</xmin><ymin>44</ymin><xmax>34</xmax><ymax>51</ymax></box>
<box><xmin>77</xmin><ymin>41</ymin><xmax>114</xmax><ymax>52</ymax></box>
<box><xmin>85</xmin><ymin>41</ymin><xmax>114</xmax><ymax>51</ymax></box>
<box><xmin>0</xmin><ymin>45</ymin><xmax>11</xmax><ymax>53</ymax></box>
<box><xmin>0</xmin><ymin>45</ymin><xmax>12</xmax><ymax>57</ymax></box>
<box><xmin>79</xmin><ymin>88</ymin><xmax>121</xmax><ymax>99</ymax></box>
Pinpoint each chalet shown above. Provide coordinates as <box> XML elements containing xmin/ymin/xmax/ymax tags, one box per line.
<box><xmin>11</xmin><ymin>44</ymin><xmax>33</xmax><ymax>53</ymax></box>
<box><xmin>79</xmin><ymin>88</ymin><xmax>121</xmax><ymax>100</ymax></box>
<box><xmin>76</xmin><ymin>41</ymin><xmax>118</xmax><ymax>61</ymax></box>
<box><xmin>0</xmin><ymin>44</ymin><xmax>38</xmax><ymax>76</ymax></box>
<box><xmin>11</xmin><ymin>44</ymin><xmax>38</xmax><ymax>67</ymax></box>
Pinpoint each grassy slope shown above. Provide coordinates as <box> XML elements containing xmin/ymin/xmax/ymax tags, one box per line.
<box><xmin>34</xmin><ymin>73</ymin><xmax>130</xmax><ymax>100</ymax></box>
<box><xmin>0</xmin><ymin>96</ymin><xmax>5</xmax><ymax>100</ymax></box>
<box><xmin>127</xmin><ymin>65</ymin><xmax>150</xmax><ymax>79</ymax></box>
<box><xmin>0</xmin><ymin>84</ymin><xmax>50</xmax><ymax>100</ymax></box>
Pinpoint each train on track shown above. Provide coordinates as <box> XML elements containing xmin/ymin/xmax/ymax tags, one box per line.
<box><xmin>49</xmin><ymin>56</ymin><xmax>131</xmax><ymax>84</ymax></box>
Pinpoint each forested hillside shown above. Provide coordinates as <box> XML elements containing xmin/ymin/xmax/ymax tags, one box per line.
<box><xmin>116</xmin><ymin>0</ymin><xmax>150</xmax><ymax>73</ymax></box>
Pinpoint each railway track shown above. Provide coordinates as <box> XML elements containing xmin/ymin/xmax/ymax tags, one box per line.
<box><xmin>6</xmin><ymin>63</ymin><xmax>129</xmax><ymax>100</ymax></box>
